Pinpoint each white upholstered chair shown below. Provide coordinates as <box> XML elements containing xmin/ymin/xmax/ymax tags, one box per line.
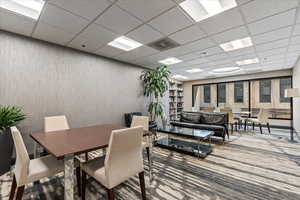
<box><xmin>81</xmin><ymin>126</ymin><xmax>146</xmax><ymax>200</ymax></box>
<box><xmin>9</xmin><ymin>127</ymin><xmax>64</xmax><ymax>200</ymax></box>
<box><xmin>44</xmin><ymin>115</ymin><xmax>84</xmax><ymax>196</ymax></box>
<box><xmin>130</xmin><ymin>116</ymin><xmax>151</xmax><ymax>161</ymax></box>
<box><xmin>247</xmin><ymin>109</ymin><xmax>271</xmax><ymax>134</ymax></box>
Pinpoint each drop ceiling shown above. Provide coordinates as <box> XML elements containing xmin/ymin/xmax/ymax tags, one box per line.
<box><xmin>0</xmin><ymin>0</ymin><xmax>299</xmax><ymax>81</ymax></box>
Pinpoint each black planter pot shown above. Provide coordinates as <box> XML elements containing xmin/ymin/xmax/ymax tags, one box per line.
<box><xmin>0</xmin><ymin>128</ymin><xmax>14</xmax><ymax>176</ymax></box>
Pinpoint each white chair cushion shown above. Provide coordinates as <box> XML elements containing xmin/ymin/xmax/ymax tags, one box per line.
<box><xmin>80</xmin><ymin>156</ymin><xmax>107</xmax><ymax>188</ymax></box>
<box><xmin>247</xmin><ymin>118</ymin><xmax>260</xmax><ymax>123</ymax></box>
<box><xmin>26</xmin><ymin>155</ymin><xmax>64</xmax><ymax>184</ymax></box>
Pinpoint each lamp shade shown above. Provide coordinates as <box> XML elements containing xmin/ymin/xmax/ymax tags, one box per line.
<box><xmin>285</xmin><ymin>88</ymin><xmax>300</xmax><ymax>98</ymax></box>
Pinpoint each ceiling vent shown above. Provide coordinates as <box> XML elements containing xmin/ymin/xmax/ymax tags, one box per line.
<box><xmin>148</xmin><ymin>37</ymin><xmax>180</xmax><ymax>51</ymax></box>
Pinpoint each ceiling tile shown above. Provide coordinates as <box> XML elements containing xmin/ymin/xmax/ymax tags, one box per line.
<box><xmin>126</xmin><ymin>24</ymin><xmax>163</xmax><ymax>44</ymax></box>
<box><xmin>213</xmin><ymin>26</ymin><xmax>249</xmax><ymax>43</ymax></box>
<box><xmin>68</xmin><ymin>23</ymin><xmax>118</xmax><ymax>52</ymax></box>
<box><xmin>40</xmin><ymin>4</ymin><xmax>89</xmax><ymax>35</ymax></box>
<box><xmin>198</xmin><ymin>8</ymin><xmax>244</xmax><ymax>35</ymax></box>
<box><xmin>256</xmin><ymin>38</ymin><xmax>289</xmax><ymax>52</ymax></box>
<box><xmin>241</xmin><ymin>0</ymin><xmax>298</xmax><ymax>23</ymax></box>
<box><xmin>148</xmin><ymin>7</ymin><xmax>193</xmax><ymax>35</ymax></box>
<box><xmin>288</xmin><ymin>44</ymin><xmax>300</xmax><ymax>52</ymax></box>
<box><xmin>183</xmin><ymin>38</ymin><xmax>216</xmax><ymax>52</ymax></box>
<box><xmin>0</xmin><ymin>9</ymin><xmax>35</xmax><ymax>36</ymax></box>
<box><xmin>117</xmin><ymin>0</ymin><xmax>175</xmax><ymax>22</ymax></box>
<box><xmin>48</xmin><ymin>0</ymin><xmax>112</xmax><ymax>20</ymax></box>
<box><xmin>257</xmin><ymin>47</ymin><xmax>287</xmax><ymax>57</ymax></box>
<box><xmin>236</xmin><ymin>0</ymin><xmax>252</xmax><ymax>5</ymax></box>
<box><xmin>252</xmin><ymin>26</ymin><xmax>292</xmax><ymax>45</ymax></box>
<box><xmin>178</xmin><ymin>53</ymin><xmax>199</xmax><ymax>61</ymax></box>
<box><xmin>95</xmin><ymin>45</ymin><xmax>124</xmax><ymax>57</ymax></box>
<box><xmin>227</xmin><ymin>46</ymin><xmax>255</xmax><ymax>57</ymax></box>
<box><xmin>195</xmin><ymin>46</ymin><xmax>224</xmax><ymax>57</ymax></box>
<box><xmin>248</xmin><ymin>9</ymin><xmax>296</xmax><ymax>35</ymax></box>
<box><xmin>95</xmin><ymin>5</ymin><xmax>142</xmax><ymax>34</ymax></box>
<box><xmin>290</xmin><ymin>35</ymin><xmax>300</xmax><ymax>45</ymax></box>
<box><xmin>293</xmin><ymin>24</ymin><xmax>300</xmax><ymax>35</ymax></box>
<box><xmin>169</xmin><ymin>25</ymin><xmax>206</xmax><ymax>45</ymax></box>
<box><xmin>115</xmin><ymin>46</ymin><xmax>159</xmax><ymax>61</ymax></box>
<box><xmin>33</xmin><ymin>22</ymin><xmax>74</xmax><ymax>45</ymax></box>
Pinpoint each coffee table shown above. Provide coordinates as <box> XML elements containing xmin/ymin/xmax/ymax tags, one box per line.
<box><xmin>155</xmin><ymin>125</ymin><xmax>214</xmax><ymax>158</ymax></box>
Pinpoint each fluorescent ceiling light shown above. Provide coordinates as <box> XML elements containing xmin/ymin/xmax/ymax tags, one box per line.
<box><xmin>108</xmin><ymin>36</ymin><xmax>143</xmax><ymax>51</ymax></box>
<box><xmin>220</xmin><ymin>37</ymin><xmax>253</xmax><ymax>52</ymax></box>
<box><xmin>186</xmin><ymin>68</ymin><xmax>203</xmax><ymax>73</ymax></box>
<box><xmin>0</xmin><ymin>0</ymin><xmax>45</xmax><ymax>20</ymax></box>
<box><xmin>210</xmin><ymin>66</ymin><xmax>241</xmax><ymax>74</ymax></box>
<box><xmin>172</xmin><ymin>74</ymin><xmax>188</xmax><ymax>80</ymax></box>
<box><xmin>180</xmin><ymin>0</ymin><xmax>237</xmax><ymax>22</ymax></box>
<box><xmin>236</xmin><ymin>58</ymin><xmax>259</xmax><ymax>66</ymax></box>
<box><xmin>159</xmin><ymin>57</ymin><xmax>182</xmax><ymax>65</ymax></box>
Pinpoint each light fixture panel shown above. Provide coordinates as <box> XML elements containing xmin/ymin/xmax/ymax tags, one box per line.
<box><xmin>0</xmin><ymin>0</ymin><xmax>45</xmax><ymax>20</ymax></box>
<box><xmin>186</xmin><ymin>68</ymin><xmax>203</xmax><ymax>73</ymax></box>
<box><xmin>210</xmin><ymin>66</ymin><xmax>241</xmax><ymax>74</ymax></box>
<box><xmin>172</xmin><ymin>74</ymin><xmax>188</xmax><ymax>80</ymax></box>
<box><xmin>236</xmin><ymin>58</ymin><xmax>259</xmax><ymax>66</ymax></box>
<box><xmin>159</xmin><ymin>57</ymin><xmax>182</xmax><ymax>65</ymax></box>
<box><xmin>220</xmin><ymin>37</ymin><xmax>253</xmax><ymax>52</ymax></box>
<box><xmin>180</xmin><ymin>0</ymin><xmax>237</xmax><ymax>22</ymax></box>
<box><xmin>108</xmin><ymin>36</ymin><xmax>143</xmax><ymax>51</ymax></box>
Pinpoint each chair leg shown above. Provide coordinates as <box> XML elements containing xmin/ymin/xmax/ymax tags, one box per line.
<box><xmin>252</xmin><ymin>122</ymin><xmax>255</xmax><ymax>131</ymax></box>
<box><xmin>81</xmin><ymin>171</ymin><xmax>87</xmax><ymax>200</ymax></box>
<box><xmin>244</xmin><ymin>120</ymin><xmax>247</xmax><ymax>131</ymax></box>
<box><xmin>107</xmin><ymin>188</ymin><xmax>115</xmax><ymax>200</ymax></box>
<box><xmin>9</xmin><ymin>175</ymin><xmax>17</xmax><ymax>200</ymax></box>
<box><xmin>230</xmin><ymin>124</ymin><xmax>233</xmax><ymax>134</ymax></box>
<box><xmin>259</xmin><ymin>124</ymin><xmax>263</xmax><ymax>134</ymax></box>
<box><xmin>235</xmin><ymin>122</ymin><xmax>238</xmax><ymax>131</ymax></box>
<box><xmin>146</xmin><ymin>147</ymin><xmax>150</xmax><ymax>162</ymax></box>
<box><xmin>76</xmin><ymin>167</ymin><xmax>81</xmax><ymax>197</ymax></box>
<box><xmin>15</xmin><ymin>186</ymin><xmax>25</xmax><ymax>200</ymax></box>
<box><xmin>267</xmin><ymin>123</ymin><xmax>271</xmax><ymax>134</ymax></box>
<box><xmin>139</xmin><ymin>172</ymin><xmax>146</xmax><ymax>200</ymax></box>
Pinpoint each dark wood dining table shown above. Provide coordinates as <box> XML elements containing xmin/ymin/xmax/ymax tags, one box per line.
<box><xmin>30</xmin><ymin>124</ymin><xmax>125</xmax><ymax>200</ymax></box>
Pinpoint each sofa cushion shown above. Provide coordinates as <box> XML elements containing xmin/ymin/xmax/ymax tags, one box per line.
<box><xmin>180</xmin><ymin>112</ymin><xmax>201</xmax><ymax>124</ymax></box>
<box><xmin>199</xmin><ymin>112</ymin><xmax>228</xmax><ymax>125</ymax></box>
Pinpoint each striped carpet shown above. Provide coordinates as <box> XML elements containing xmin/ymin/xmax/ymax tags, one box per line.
<box><xmin>1</xmin><ymin>129</ymin><xmax>300</xmax><ymax>200</ymax></box>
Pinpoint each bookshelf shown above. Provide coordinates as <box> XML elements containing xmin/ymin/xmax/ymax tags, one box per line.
<box><xmin>169</xmin><ymin>79</ymin><xmax>184</xmax><ymax>121</ymax></box>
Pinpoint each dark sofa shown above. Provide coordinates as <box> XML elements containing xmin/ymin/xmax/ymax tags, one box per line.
<box><xmin>170</xmin><ymin>111</ymin><xmax>229</xmax><ymax>141</ymax></box>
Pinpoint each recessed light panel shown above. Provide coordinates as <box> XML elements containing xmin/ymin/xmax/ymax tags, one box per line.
<box><xmin>236</xmin><ymin>58</ymin><xmax>259</xmax><ymax>66</ymax></box>
<box><xmin>186</xmin><ymin>68</ymin><xmax>203</xmax><ymax>73</ymax></box>
<box><xmin>180</xmin><ymin>0</ymin><xmax>237</xmax><ymax>22</ymax></box>
<box><xmin>0</xmin><ymin>0</ymin><xmax>45</xmax><ymax>20</ymax></box>
<box><xmin>220</xmin><ymin>37</ymin><xmax>253</xmax><ymax>52</ymax></box>
<box><xmin>210</xmin><ymin>66</ymin><xmax>241</xmax><ymax>74</ymax></box>
<box><xmin>172</xmin><ymin>74</ymin><xmax>188</xmax><ymax>80</ymax></box>
<box><xmin>108</xmin><ymin>36</ymin><xmax>143</xmax><ymax>51</ymax></box>
<box><xmin>159</xmin><ymin>57</ymin><xmax>182</xmax><ymax>65</ymax></box>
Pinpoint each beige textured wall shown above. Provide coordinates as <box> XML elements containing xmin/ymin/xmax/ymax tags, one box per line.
<box><xmin>0</xmin><ymin>31</ymin><xmax>147</xmax><ymax>153</ymax></box>
<box><xmin>183</xmin><ymin>70</ymin><xmax>292</xmax><ymax>111</ymax></box>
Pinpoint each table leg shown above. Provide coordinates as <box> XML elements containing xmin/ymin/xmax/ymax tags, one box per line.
<box><xmin>148</xmin><ymin>134</ymin><xmax>153</xmax><ymax>184</ymax></box>
<box><xmin>64</xmin><ymin>154</ymin><xmax>74</xmax><ymax>200</ymax></box>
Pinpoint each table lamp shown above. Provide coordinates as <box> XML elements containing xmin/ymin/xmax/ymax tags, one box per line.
<box><xmin>285</xmin><ymin>88</ymin><xmax>300</xmax><ymax>141</ymax></box>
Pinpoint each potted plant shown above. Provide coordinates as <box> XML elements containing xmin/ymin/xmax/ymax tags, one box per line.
<box><xmin>0</xmin><ymin>106</ymin><xmax>26</xmax><ymax>176</ymax></box>
<box><xmin>140</xmin><ymin>65</ymin><xmax>170</xmax><ymax>124</ymax></box>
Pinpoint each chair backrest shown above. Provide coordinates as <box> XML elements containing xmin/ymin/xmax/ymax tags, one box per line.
<box><xmin>44</xmin><ymin>115</ymin><xmax>69</xmax><ymax>132</ymax></box>
<box><xmin>11</xmin><ymin>127</ymin><xmax>30</xmax><ymax>186</ymax></box>
<box><xmin>220</xmin><ymin>108</ymin><xmax>234</xmax><ymax>123</ymax></box>
<box><xmin>104</xmin><ymin>126</ymin><xmax>144</xmax><ymax>189</ymax></box>
<box><xmin>258</xmin><ymin>109</ymin><xmax>269</xmax><ymax>123</ymax></box>
<box><xmin>131</xmin><ymin>116</ymin><xmax>149</xmax><ymax>131</ymax></box>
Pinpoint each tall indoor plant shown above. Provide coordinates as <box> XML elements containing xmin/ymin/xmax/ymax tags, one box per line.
<box><xmin>0</xmin><ymin>106</ymin><xmax>26</xmax><ymax>176</ymax></box>
<box><xmin>140</xmin><ymin>65</ymin><xmax>170</xmax><ymax>123</ymax></box>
